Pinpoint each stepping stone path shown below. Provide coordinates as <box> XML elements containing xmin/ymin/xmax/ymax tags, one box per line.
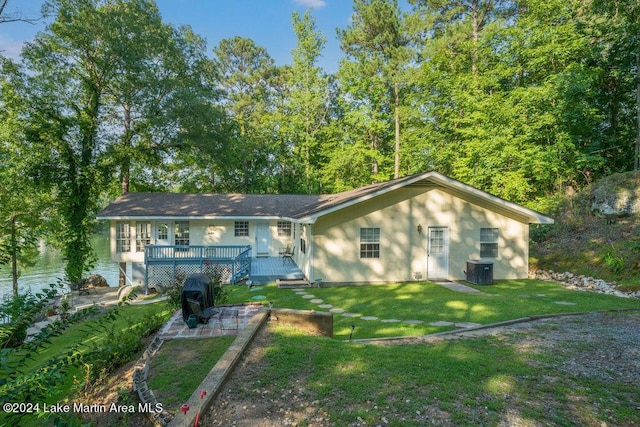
<box><xmin>430</xmin><ymin>321</ymin><xmax>454</xmax><ymax>327</ymax></box>
<box><xmin>289</xmin><ymin>288</ymin><xmax>487</xmax><ymax>331</ymax></box>
<box><xmin>455</xmin><ymin>322</ymin><xmax>482</xmax><ymax>328</ymax></box>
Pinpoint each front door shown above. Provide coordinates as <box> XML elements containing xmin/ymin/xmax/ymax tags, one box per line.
<box><xmin>255</xmin><ymin>222</ymin><xmax>270</xmax><ymax>257</ymax></box>
<box><xmin>427</xmin><ymin>226</ymin><xmax>449</xmax><ymax>280</ymax></box>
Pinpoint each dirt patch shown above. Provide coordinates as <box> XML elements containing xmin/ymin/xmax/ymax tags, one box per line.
<box><xmin>200</xmin><ymin>311</ymin><xmax>640</xmax><ymax>427</ymax></box>
<box><xmin>74</xmin><ymin>358</ymin><xmax>154</xmax><ymax>427</ymax></box>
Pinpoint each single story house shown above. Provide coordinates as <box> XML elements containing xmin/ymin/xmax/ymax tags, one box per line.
<box><xmin>96</xmin><ymin>171</ymin><xmax>553</xmax><ymax>288</ymax></box>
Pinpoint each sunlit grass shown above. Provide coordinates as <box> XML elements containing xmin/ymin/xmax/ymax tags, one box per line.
<box><xmin>243</xmin><ymin>323</ymin><xmax>638</xmax><ymax>426</ymax></box>
<box><xmin>226</xmin><ymin>280</ymin><xmax>640</xmax><ymax>339</ymax></box>
<box><xmin>148</xmin><ymin>336</ymin><xmax>235</xmax><ymax>412</ymax></box>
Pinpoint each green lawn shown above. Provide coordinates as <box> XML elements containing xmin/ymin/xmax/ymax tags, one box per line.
<box><xmin>226</xmin><ymin>317</ymin><xmax>638</xmax><ymax>426</ymax></box>
<box><xmin>226</xmin><ymin>280</ymin><xmax>640</xmax><ymax>339</ymax></box>
<box><xmin>6</xmin><ymin>303</ymin><xmax>173</xmax><ymax>404</ymax></box>
<box><xmin>148</xmin><ymin>337</ymin><xmax>235</xmax><ymax>412</ymax></box>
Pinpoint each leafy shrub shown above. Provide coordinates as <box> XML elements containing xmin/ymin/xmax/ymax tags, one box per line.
<box><xmin>157</xmin><ymin>271</ymin><xmax>187</xmax><ymax>310</ymax></box>
<box><xmin>205</xmin><ymin>268</ymin><xmax>228</xmax><ymax>305</ymax></box>
<box><xmin>0</xmin><ymin>324</ymin><xmax>27</xmax><ymax>348</ymax></box>
<box><xmin>603</xmin><ymin>248</ymin><xmax>624</xmax><ymax>273</ymax></box>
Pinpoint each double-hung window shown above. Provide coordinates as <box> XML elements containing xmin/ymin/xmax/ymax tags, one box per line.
<box><xmin>174</xmin><ymin>221</ymin><xmax>190</xmax><ymax>246</ymax></box>
<box><xmin>360</xmin><ymin>227</ymin><xmax>380</xmax><ymax>258</ymax></box>
<box><xmin>116</xmin><ymin>222</ymin><xmax>131</xmax><ymax>253</ymax></box>
<box><xmin>235</xmin><ymin>221</ymin><xmax>249</xmax><ymax>237</ymax></box>
<box><xmin>277</xmin><ymin>221</ymin><xmax>291</xmax><ymax>237</ymax></box>
<box><xmin>136</xmin><ymin>222</ymin><xmax>152</xmax><ymax>252</ymax></box>
<box><xmin>480</xmin><ymin>228</ymin><xmax>499</xmax><ymax>258</ymax></box>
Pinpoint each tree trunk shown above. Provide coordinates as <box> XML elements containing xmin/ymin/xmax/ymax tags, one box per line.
<box><xmin>10</xmin><ymin>217</ymin><xmax>18</xmax><ymax>297</ymax></box>
<box><xmin>121</xmin><ymin>103</ymin><xmax>131</xmax><ymax>194</ymax></box>
<box><xmin>635</xmin><ymin>52</ymin><xmax>640</xmax><ymax>171</ymax></box>
<box><xmin>471</xmin><ymin>0</ymin><xmax>479</xmax><ymax>75</ymax></box>
<box><xmin>120</xmin><ymin>103</ymin><xmax>132</xmax><ymax>286</ymax></box>
<box><xmin>119</xmin><ymin>262</ymin><xmax>127</xmax><ymax>287</ymax></box>
<box><xmin>394</xmin><ymin>81</ymin><xmax>401</xmax><ymax>179</ymax></box>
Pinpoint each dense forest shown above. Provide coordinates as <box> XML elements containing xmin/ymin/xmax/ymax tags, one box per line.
<box><xmin>0</xmin><ymin>0</ymin><xmax>639</xmax><ymax>288</ymax></box>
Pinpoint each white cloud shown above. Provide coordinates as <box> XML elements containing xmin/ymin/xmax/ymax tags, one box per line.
<box><xmin>293</xmin><ymin>0</ymin><xmax>326</xmax><ymax>8</ymax></box>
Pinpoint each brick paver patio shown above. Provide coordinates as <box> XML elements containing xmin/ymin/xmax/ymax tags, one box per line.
<box><xmin>157</xmin><ymin>303</ymin><xmax>264</xmax><ymax>339</ymax></box>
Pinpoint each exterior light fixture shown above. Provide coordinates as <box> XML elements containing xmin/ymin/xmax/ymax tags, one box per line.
<box><xmin>417</xmin><ymin>224</ymin><xmax>423</xmax><ymax>234</ymax></box>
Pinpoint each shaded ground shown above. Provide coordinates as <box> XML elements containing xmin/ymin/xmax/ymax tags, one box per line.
<box><xmin>201</xmin><ymin>311</ymin><xmax>640</xmax><ymax>427</ymax></box>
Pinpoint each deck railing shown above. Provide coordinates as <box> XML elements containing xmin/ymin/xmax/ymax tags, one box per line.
<box><xmin>144</xmin><ymin>244</ymin><xmax>251</xmax><ymax>285</ymax></box>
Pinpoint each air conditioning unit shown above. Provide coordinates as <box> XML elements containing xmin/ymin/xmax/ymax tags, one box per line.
<box><xmin>465</xmin><ymin>260</ymin><xmax>493</xmax><ymax>285</ymax></box>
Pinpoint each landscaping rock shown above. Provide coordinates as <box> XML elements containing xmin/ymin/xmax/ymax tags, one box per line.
<box><xmin>85</xmin><ymin>274</ymin><xmax>109</xmax><ymax>288</ymax></box>
<box><xmin>590</xmin><ymin>171</ymin><xmax>640</xmax><ymax>217</ymax></box>
<box><xmin>532</xmin><ymin>269</ymin><xmax>640</xmax><ymax>299</ymax></box>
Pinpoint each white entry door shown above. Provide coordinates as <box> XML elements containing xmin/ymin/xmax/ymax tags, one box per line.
<box><xmin>156</xmin><ymin>222</ymin><xmax>171</xmax><ymax>245</ymax></box>
<box><xmin>427</xmin><ymin>226</ymin><xmax>449</xmax><ymax>280</ymax></box>
<box><xmin>255</xmin><ymin>223</ymin><xmax>270</xmax><ymax>257</ymax></box>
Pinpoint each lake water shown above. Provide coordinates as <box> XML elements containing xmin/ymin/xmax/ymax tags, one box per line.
<box><xmin>0</xmin><ymin>232</ymin><xmax>122</xmax><ymax>299</ymax></box>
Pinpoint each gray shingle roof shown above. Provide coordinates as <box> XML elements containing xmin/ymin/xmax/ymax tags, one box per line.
<box><xmin>96</xmin><ymin>172</ymin><xmax>554</xmax><ymax>224</ymax></box>
<box><xmin>96</xmin><ymin>174</ymin><xmax>418</xmax><ymax>220</ymax></box>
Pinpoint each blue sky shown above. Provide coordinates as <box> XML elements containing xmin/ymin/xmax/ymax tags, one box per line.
<box><xmin>0</xmin><ymin>0</ymin><xmax>410</xmax><ymax>73</ymax></box>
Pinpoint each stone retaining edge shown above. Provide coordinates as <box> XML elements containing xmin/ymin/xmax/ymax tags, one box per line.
<box><xmin>131</xmin><ymin>335</ymin><xmax>173</xmax><ymax>426</ymax></box>
<box><xmin>350</xmin><ymin>308</ymin><xmax>640</xmax><ymax>345</ymax></box>
<box><xmin>167</xmin><ymin>307</ymin><xmax>270</xmax><ymax>427</ymax></box>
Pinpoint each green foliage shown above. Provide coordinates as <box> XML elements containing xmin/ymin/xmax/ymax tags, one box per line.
<box><xmin>0</xmin><ymin>286</ymin><xmax>171</xmax><ymax>426</ymax></box>
<box><xmin>158</xmin><ymin>270</ymin><xmax>187</xmax><ymax>310</ymax></box>
<box><xmin>82</xmin><ymin>309</ymin><xmax>165</xmax><ymax>383</ymax></box>
<box><xmin>603</xmin><ymin>245</ymin><xmax>625</xmax><ymax>273</ymax></box>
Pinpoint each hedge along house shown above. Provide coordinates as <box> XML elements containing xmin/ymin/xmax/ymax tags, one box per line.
<box><xmin>96</xmin><ymin>171</ymin><xmax>553</xmax><ymax>290</ymax></box>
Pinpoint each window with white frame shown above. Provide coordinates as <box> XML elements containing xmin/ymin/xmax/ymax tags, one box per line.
<box><xmin>480</xmin><ymin>228</ymin><xmax>499</xmax><ymax>258</ymax></box>
<box><xmin>116</xmin><ymin>222</ymin><xmax>131</xmax><ymax>253</ymax></box>
<box><xmin>157</xmin><ymin>223</ymin><xmax>168</xmax><ymax>241</ymax></box>
<box><xmin>174</xmin><ymin>221</ymin><xmax>190</xmax><ymax>245</ymax></box>
<box><xmin>235</xmin><ymin>221</ymin><xmax>249</xmax><ymax>237</ymax></box>
<box><xmin>277</xmin><ymin>221</ymin><xmax>291</xmax><ymax>237</ymax></box>
<box><xmin>136</xmin><ymin>222</ymin><xmax>152</xmax><ymax>252</ymax></box>
<box><xmin>360</xmin><ymin>227</ymin><xmax>380</xmax><ymax>258</ymax></box>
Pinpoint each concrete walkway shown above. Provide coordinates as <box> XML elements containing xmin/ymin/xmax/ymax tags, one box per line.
<box><xmin>433</xmin><ymin>281</ymin><xmax>483</xmax><ymax>293</ymax></box>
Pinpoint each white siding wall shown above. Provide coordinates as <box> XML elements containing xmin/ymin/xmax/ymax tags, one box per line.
<box><xmin>311</xmin><ymin>187</ymin><xmax>529</xmax><ymax>284</ymax></box>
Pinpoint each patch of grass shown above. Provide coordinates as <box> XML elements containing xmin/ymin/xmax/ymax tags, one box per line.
<box><xmin>7</xmin><ymin>302</ymin><xmax>173</xmax><ymax>404</ymax></box>
<box><xmin>225</xmin><ymin>280</ymin><xmax>640</xmax><ymax>339</ymax></box>
<box><xmin>148</xmin><ymin>337</ymin><xmax>235</xmax><ymax>411</ymax></box>
<box><xmin>234</xmin><ymin>321</ymin><xmax>638</xmax><ymax>426</ymax></box>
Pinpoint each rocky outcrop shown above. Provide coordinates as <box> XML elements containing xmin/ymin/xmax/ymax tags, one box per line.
<box><xmin>532</xmin><ymin>269</ymin><xmax>640</xmax><ymax>299</ymax></box>
<box><xmin>85</xmin><ymin>274</ymin><xmax>109</xmax><ymax>288</ymax></box>
<box><xmin>590</xmin><ymin>172</ymin><xmax>640</xmax><ymax>217</ymax></box>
